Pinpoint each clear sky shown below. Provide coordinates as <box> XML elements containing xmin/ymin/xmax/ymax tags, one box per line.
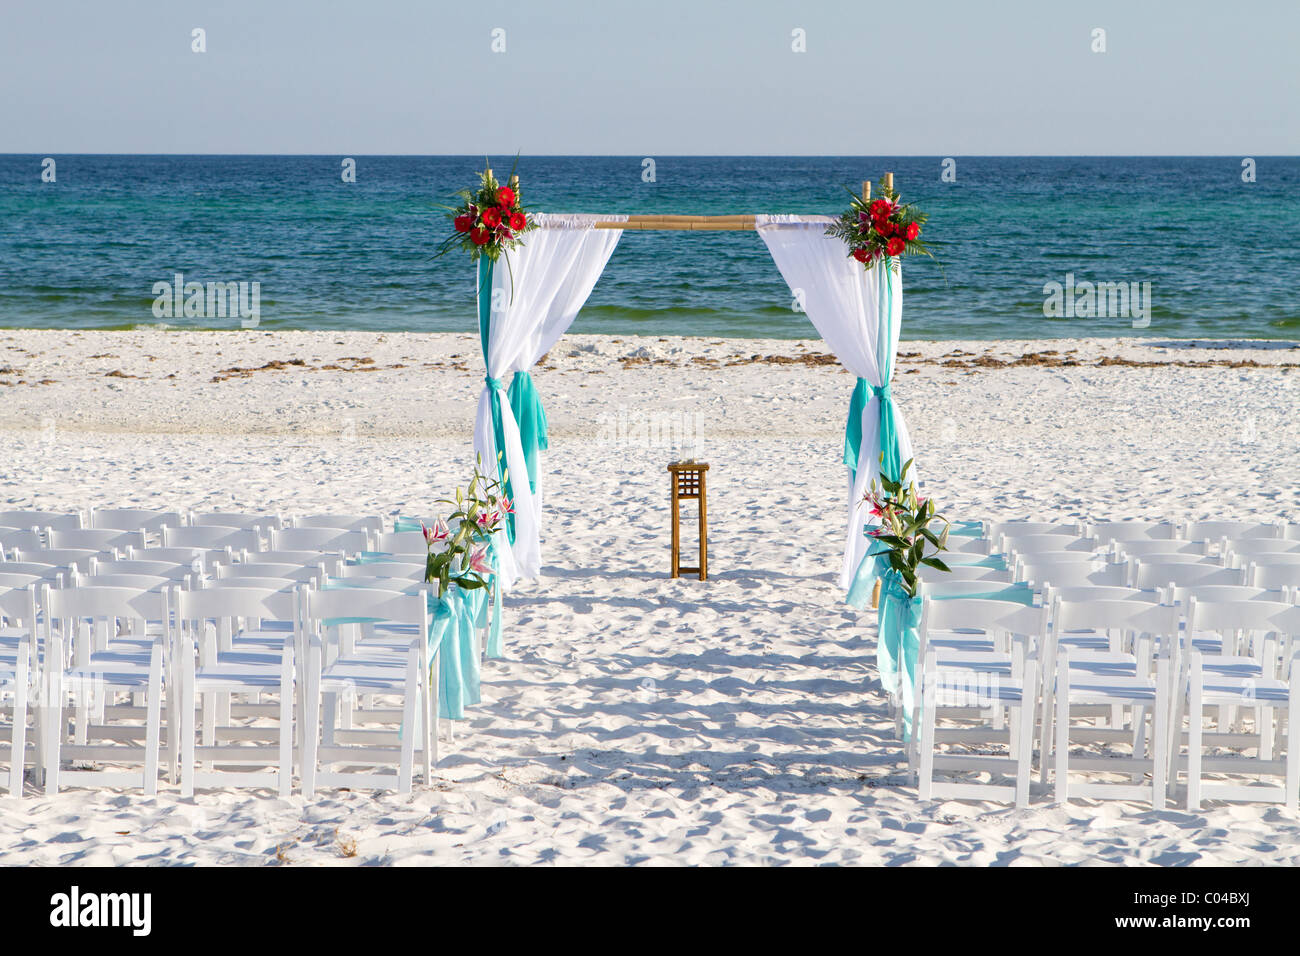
<box><xmin>2</xmin><ymin>0</ymin><xmax>1296</xmax><ymax>155</ymax></box>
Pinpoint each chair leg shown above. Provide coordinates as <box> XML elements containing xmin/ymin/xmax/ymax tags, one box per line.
<box><xmin>1015</xmin><ymin>662</ymin><xmax>1037</xmax><ymax>808</ymax></box>
<box><xmin>1130</xmin><ymin>703</ymin><xmax>1147</xmax><ymax>784</ymax></box>
<box><xmin>44</xmin><ymin>644</ymin><xmax>63</xmax><ymax>796</ymax></box>
<box><xmin>1055</xmin><ymin>653</ymin><xmax>1069</xmax><ymax>805</ymax></box>
<box><xmin>1286</xmin><ymin>671</ymin><xmax>1298</xmax><ymax>812</ymax></box>
<box><xmin>421</xmin><ymin>670</ymin><xmax>434</xmax><ymax>784</ymax></box>
<box><xmin>8</xmin><ymin>646</ymin><xmax>29</xmax><ymax>796</ymax></box>
<box><xmin>398</xmin><ymin>658</ymin><xmax>418</xmax><ymax>796</ymax></box>
<box><xmin>1152</xmin><ymin>659</ymin><xmax>1169</xmax><ymax>809</ymax></box>
<box><xmin>1187</xmin><ymin>654</ymin><xmax>1203</xmax><ymax>811</ymax></box>
<box><xmin>302</xmin><ymin>643</ymin><xmax>321</xmax><ymax>798</ymax></box>
<box><xmin>1260</xmin><ymin>705</ymin><xmax>1274</xmax><ymax>761</ymax></box>
<box><xmin>143</xmin><ymin>648</ymin><xmax>162</xmax><ymax>796</ymax></box>
<box><xmin>180</xmin><ymin>639</ymin><xmax>196</xmax><ymax>798</ymax></box>
<box><xmin>917</xmin><ymin>677</ymin><xmax>937</xmax><ymax>802</ymax></box>
<box><xmin>429</xmin><ymin>648</ymin><xmax>441</xmax><ymax>768</ymax></box>
<box><xmin>278</xmin><ymin>648</ymin><xmax>293</xmax><ymax>798</ymax></box>
<box><xmin>1038</xmin><ymin>669</ymin><xmax>1055</xmax><ymax>786</ymax></box>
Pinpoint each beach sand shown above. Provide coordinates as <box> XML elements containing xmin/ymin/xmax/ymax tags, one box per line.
<box><xmin>1</xmin><ymin>328</ymin><xmax>1298</xmax><ymax>865</ymax></box>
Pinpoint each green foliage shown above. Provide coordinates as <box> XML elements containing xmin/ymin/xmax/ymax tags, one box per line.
<box><xmin>825</xmin><ymin>177</ymin><xmax>938</xmax><ymax>271</ymax></box>
<box><xmin>433</xmin><ymin>157</ymin><xmax>537</xmax><ymax>265</ymax></box>
<box><xmin>423</xmin><ymin>453</ymin><xmax>514</xmax><ymax>597</ymax></box>
<box><xmin>863</xmin><ymin>457</ymin><xmax>952</xmax><ymax>599</ymax></box>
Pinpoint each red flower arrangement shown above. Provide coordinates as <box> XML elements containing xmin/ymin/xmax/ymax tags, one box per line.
<box><xmin>827</xmin><ymin>178</ymin><xmax>933</xmax><ymax>270</ymax></box>
<box><xmin>437</xmin><ymin>162</ymin><xmax>536</xmax><ymax>263</ymax></box>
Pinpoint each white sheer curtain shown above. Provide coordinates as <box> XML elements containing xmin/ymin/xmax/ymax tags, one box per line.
<box><xmin>474</xmin><ymin>213</ymin><xmax>625</xmax><ymax>583</ymax></box>
<box><xmin>755</xmin><ymin>214</ymin><xmax>914</xmax><ymax>590</ymax></box>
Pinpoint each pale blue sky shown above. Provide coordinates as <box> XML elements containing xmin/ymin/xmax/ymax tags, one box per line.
<box><xmin>2</xmin><ymin>0</ymin><xmax>1296</xmax><ymax>154</ymax></box>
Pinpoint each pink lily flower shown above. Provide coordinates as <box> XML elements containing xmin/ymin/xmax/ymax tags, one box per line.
<box><xmin>423</xmin><ymin>519</ymin><xmax>450</xmax><ymax>546</ymax></box>
<box><xmin>499</xmin><ymin>495</ymin><xmax>514</xmax><ymax>515</ymax></box>
<box><xmin>468</xmin><ymin>545</ymin><xmax>492</xmax><ymax>576</ymax></box>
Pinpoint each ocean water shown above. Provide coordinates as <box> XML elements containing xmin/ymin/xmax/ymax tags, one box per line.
<box><xmin>1</xmin><ymin>155</ymin><xmax>1297</xmax><ymax>341</ymax></box>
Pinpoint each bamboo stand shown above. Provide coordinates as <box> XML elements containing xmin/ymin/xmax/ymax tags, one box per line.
<box><xmin>668</xmin><ymin>463</ymin><xmax>709</xmax><ymax>580</ymax></box>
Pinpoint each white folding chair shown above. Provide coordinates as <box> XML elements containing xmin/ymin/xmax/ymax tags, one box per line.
<box><xmin>89</xmin><ymin>558</ymin><xmax>197</xmax><ymax>585</ymax></box>
<box><xmin>1221</xmin><ymin>538</ymin><xmax>1300</xmax><ymax>567</ymax></box>
<box><xmin>271</xmin><ymin>527</ymin><xmax>369</xmax><ymax>554</ymax></box>
<box><xmin>368</xmin><ymin>531</ymin><xmax>428</xmax><ymax>556</ymax></box>
<box><xmin>1</xmin><ymin>529</ymin><xmax>49</xmax><ymax>555</ymax></box>
<box><xmin>1088</xmin><ymin>520</ymin><xmax>1180</xmax><ymax>544</ymax></box>
<box><xmin>1182</xmin><ymin>520</ymin><xmax>1281</xmax><ymax>551</ymax></box>
<box><xmin>1112</xmin><ymin>539</ymin><xmax>1206</xmax><ymax>561</ymax></box>
<box><xmin>239</xmin><ymin>550</ymin><xmax>344</xmax><ymax>576</ymax></box>
<box><xmin>172</xmin><ymin>585</ymin><xmax>303</xmax><ymax>796</ymax></box>
<box><xmin>914</xmin><ymin>598</ymin><xmax>1047</xmax><ymax>807</ymax></box>
<box><xmin>1248</xmin><ymin>561</ymin><xmax>1300</xmax><ymax>592</ymax></box>
<box><xmin>50</xmin><ymin>527</ymin><xmax>146</xmax><ymax>555</ymax></box>
<box><xmin>1050</xmin><ymin>601</ymin><xmax>1179</xmax><ymax>806</ymax></box>
<box><xmin>920</xmin><ymin>564</ymin><xmax>1012</xmax><ymax>584</ymax></box>
<box><xmin>0</xmin><ymin>583</ymin><xmax>38</xmax><ymax>795</ymax></box>
<box><xmin>0</xmin><ymin>563</ymin><xmax>66</xmax><ymax>587</ymax></box>
<box><xmin>89</xmin><ymin>509</ymin><xmax>185</xmax><ymax>542</ymax></box>
<box><xmin>190</xmin><ymin>511</ymin><xmax>284</xmax><ymax>533</ymax></box>
<box><xmin>39</xmin><ymin>584</ymin><xmax>168</xmax><ymax>794</ymax></box>
<box><xmin>126</xmin><ymin>546</ymin><xmax>209</xmax><ymax>573</ymax></box>
<box><xmin>1000</xmin><ymin>533</ymin><xmax>1097</xmax><ymax>557</ymax></box>
<box><xmin>336</xmin><ymin>559</ymin><xmax>425</xmax><ymax>581</ymax></box>
<box><xmin>1015</xmin><ymin>557</ymin><xmax>1126</xmax><ymax>590</ymax></box>
<box><xmin>302</xmin><ymin>586</ymin><xmax>438</xmax><ymax>795</ymax></box>
<box><xmin>988</xmin><ymin>520</ymin><xmax>1084</xmax><ymax>538</ymax></box>
<box><xmin>1129</xmin><ymin>561</ymin><xmax>1245</xmax><ymax>592</ymax></box>
<box><xmin>12</xmin><ymin>548</ymin><xmax>99</xmax><ymax>575</ymax></box>
<box><xmin>0</xmin><ymin>511</ymin><xmax>83</xmax><ymax>533</ymax></box>
<box><xmin>163</xmin><ymin>525</ymin><xmax>263</xmax><ymax>556</ymax></box>
<box><xmin>0</xmin><ymin>644</ymin><xmax>30</xmax><ymax>796</ymax></box>
<box><xmin>215</xmin><ymin>562</ymin><xmax>323</xmax><ymax>585</ymax></box>
<box><xmin>1178</xmin><ymin>599</ymin><xmax>1300</xmax><ymax>810</ymax></box>
<box><xmin>294</xmin><ymin>514</ymin><xmax>384</xmax><ymax>534</ymax></box>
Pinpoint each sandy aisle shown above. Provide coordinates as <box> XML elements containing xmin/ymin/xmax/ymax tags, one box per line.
<box><xmin>1</xmin><ymin>330</ymin><xmax>1298</xmax><ymax>865</ymax></box>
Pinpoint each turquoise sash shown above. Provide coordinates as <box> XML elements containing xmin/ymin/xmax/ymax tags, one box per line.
<box><xmin>844</xmin><ymin>262</ymin><xmax>901</xmax><ymax>488</ymax></box>
<box><xmin>876</xmin><ymin>569</ymin><xmax>923</xmax><ymax>740</ymax></box>
<box><xmin>392</xmin><ymin>516</ymin><xmax>505</xmax><ymax>660</ymax></box>
<box><xmin>508</xmin><ymin>370</ymin><xmax>548</xmax><ymax>495</ymax></box>
<box><xmin>478</xmin><ymin>257</ymin><xmax>517</xmax><ymax>544</ymax></box>
<box><xmin>428</xmin><ymin>588</ymin><xmax>481</xmax><ymax>720</ymax></box>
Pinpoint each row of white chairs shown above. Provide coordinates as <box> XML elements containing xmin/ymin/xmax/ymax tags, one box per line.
<box><xmin>0</xmin><ymin>509</ymin><xmax>384</xmax><ymax>536</ymax></box>
<box><xmin>894</xmin><ymin>520</ymin><xmax>1300</xmax><ymax>810</ymax></box>
<box><xmin>0</xmin><ymin>523</ymin><xmax>481</xmax><ymax>798</ymax></box>
<box><xmin>1</xmin><ymin>525</ymin><xmax>417</xmax><ymax>563</ymax></box>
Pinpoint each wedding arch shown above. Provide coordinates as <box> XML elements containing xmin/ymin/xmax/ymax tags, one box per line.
<box><xmin>467</xmin><ymin>172</ymin><xmax>915</xmax><ymax>603</ymax></box>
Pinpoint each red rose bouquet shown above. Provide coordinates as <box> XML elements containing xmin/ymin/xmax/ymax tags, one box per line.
<box><xmin>436</xmin><ymin>161</ymin><xmax>536</xmax><ymax>264</ymax></box>
<box><xmin>826</xmin><ymin>177</ymin><xmax>933</xmax><ymax>270</ymax></box>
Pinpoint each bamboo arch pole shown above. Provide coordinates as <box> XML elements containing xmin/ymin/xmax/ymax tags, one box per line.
<box><xmin>589</xmin><ymin>172</ymin><xmax>894</xmax><ymax>230</ymax></box>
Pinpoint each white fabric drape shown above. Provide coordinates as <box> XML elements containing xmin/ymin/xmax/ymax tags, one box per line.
<box><xmin>755</xmin><ymin>214</ymin><xmax>914</xmax><ymax>590</ymax></box>
<box><xmin>473</xmin><ymin>213</ymin><xmax>625</xmax><ymax>584</ymax></box>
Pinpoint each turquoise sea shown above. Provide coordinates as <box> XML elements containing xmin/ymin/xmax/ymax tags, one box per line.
<box><xmin>1</xmin><ymin>155</ymin><xmax>1296</xmax><ymax>340</ymax></box>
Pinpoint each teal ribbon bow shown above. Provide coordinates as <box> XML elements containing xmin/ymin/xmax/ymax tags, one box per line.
<box><xmin>508</xmin><ymin>370</ymin><xmax>549</xmax><ymax>495</ymax></box>
<box><xmin>478</xmin><ymin>257</ymin><xmax>517</xmax><ymax>544</ymax></box>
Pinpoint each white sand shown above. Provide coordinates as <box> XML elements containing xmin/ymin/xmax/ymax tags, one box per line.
<box><xmin>1</xmin><ymin>329</ymin><xmax>1298</xmax><ymax>865</ymax></box>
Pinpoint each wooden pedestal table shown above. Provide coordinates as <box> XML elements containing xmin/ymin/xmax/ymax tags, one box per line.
<box><xmin>668</xmin><ymin>462</ymin><xmax>709</xmax><ymax>580</ymax></box>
